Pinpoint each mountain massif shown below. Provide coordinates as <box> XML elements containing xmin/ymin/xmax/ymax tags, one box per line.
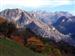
<box><xmin>0</xmin><ymin>9</ymin><xmax>72</xmax><ymax>43</ymax></box>
<box><xmin>0</xmin><ymin>9</ymin><xmax>75</xmax><ymax>56</ymax></box>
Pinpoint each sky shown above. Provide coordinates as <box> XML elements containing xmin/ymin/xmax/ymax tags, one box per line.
<box><xmin>0</xmin><ymin>0</ymin><xmax>75</xmax><ymax>15</ymax></box>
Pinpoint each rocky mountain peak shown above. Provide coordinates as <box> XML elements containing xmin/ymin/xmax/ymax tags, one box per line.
<box><xmin>0</xmin><ymin>9</ymin><xmax>72</xmax><ymax>43</ymax></box>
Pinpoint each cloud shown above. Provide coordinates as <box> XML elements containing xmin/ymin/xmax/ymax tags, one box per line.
<box><xmin>0</xmin><ymin>0</ymin><xmax>72</xmax><ymax>8</ymax></box>
<box><xmin>0</xmin><ymin>0</ymin><xmax>74</xmax><ymax>14</ymax></box>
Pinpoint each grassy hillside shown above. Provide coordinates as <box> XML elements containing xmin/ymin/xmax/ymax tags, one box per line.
<box><xmin>0</xmin><ymin>38</ymin><xmax>46</xmax><ymax>56</ymax></box>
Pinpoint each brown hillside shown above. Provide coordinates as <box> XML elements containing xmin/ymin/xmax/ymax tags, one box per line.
<box><xmin>0</xmin><ymin>16</ymin><xmax>7</xmax><ymax>24</ymax></box>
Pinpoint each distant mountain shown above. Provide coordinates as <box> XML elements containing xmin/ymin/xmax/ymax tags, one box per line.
<box><xmin>53</xmin><ymin>16</ymin><xmax>75</xmax><ymax>45</ymax></box>
<box><xmin>53</xmin><ymin>16</ymin><xmax>75</xmax><ymax>34</ymax></box>
<box><xmin>0</xmin><ymin>9</ymin><xmax>74</xmax><ymax>46</ymax></box>
<box><xmin>32</xmin><ymin>11</ymin><xmax>72</xmax><ymax>25</ymax></box>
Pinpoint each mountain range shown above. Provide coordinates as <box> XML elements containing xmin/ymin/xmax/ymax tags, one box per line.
<box><xmin>0</xmin><ymin>9</ymin><xmax>75</xmax><ymax>46</ymax></box>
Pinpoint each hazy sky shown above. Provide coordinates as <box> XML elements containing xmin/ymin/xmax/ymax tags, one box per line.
<box><xmin>0</xmin><ymin>0</ymin><xmax>75</xmax><ymax>14</ymax></box>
